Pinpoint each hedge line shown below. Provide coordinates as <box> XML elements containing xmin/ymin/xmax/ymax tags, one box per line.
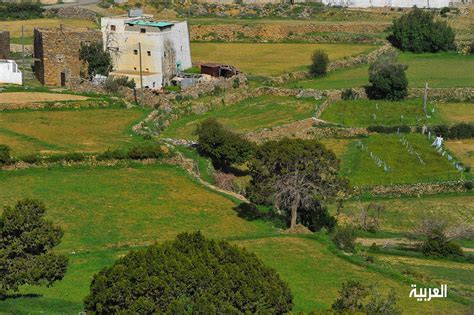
<box><xmin>367</xmin><ymin>123</ymin><xmax>473</xmax><ymax>139</ymax></box>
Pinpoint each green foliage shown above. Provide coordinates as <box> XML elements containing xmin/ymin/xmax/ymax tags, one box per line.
<box><xmin>103</xmin><ymin>76</ymin><xmax>136</xmax><ymax>93</ymax></box>
<box><xmin>388</xmin><ymin>8</ymin><xmax>455</xmax><ymax>53</ymax></box>
<box><xmin>332</xmin><ymin>281</ymin><xmax>401</xmax><ymax>315</ymax></box>
<box><xmin>84</xmin><ymin>232</ymin><xmax>293</xmax><ymax>314</ymax></box>
<box><xmin>426</xmin><ymin>123</ymin><xmax>474</xmax><ymax>139</ymax></box>
<box><xmin>195</xmin><ymin>118</ymin><xmax>255</xmax><ymax>169</ymax></box>
<box><xmin>247</xmin><ymin>138</ymin><xmax>347</xmax><ymax>229</ymax></box>
<box><xmin>298</xmin><ymin>203</ymin><xmax>336</xmax><ymax>232</ymax></box>
<box><xmin>309</xmin><ymin>50</ymin><xmax>329</xmax><ymax>77</ymax></box>
<box><xmin>0</xmin><ymin>144</ymin><xmax>12</xmax><ymax>166</ymax></box>
<box><xmin>367</xmin><ymin>55</ymin><xmax>408</xmax><ymax>101</ymax></box>
<box><xmin>0</xmin><ymin>2</ymin><xmax>44</xmax><ymax>20</ymax></box>
<box><xmin>126</xmin><ymin>142</ymin><xmax>164</xmax><ymax>160</ymax></box>
<box><xmin>79</xmin><ymin>42</ymin><xmax>112</xmax><ymax>78</ymax></box>
<box><xmin>0</xmin><ymin>200</ymin><xmax>68</xmax><ymax>296</ymax></box>
<box><xmin>331</xmin><ymin>225</ymin><xmax>357</xmax><ymax>253</ymax></box>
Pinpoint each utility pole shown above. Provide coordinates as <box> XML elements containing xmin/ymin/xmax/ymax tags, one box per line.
<box><xmin>21</xmin><ymin>25</ymin><xmax>25</xmax><ymax>86</ymax></box>
<box><xmin>138</xmin><ymin>42</ymin><xmax>144</xmax><ymax>105</ymax></box>
<box><xmin>423</xmin><ymin>82</ymin><xmax>428</xmax><ymax>116</ymax></box>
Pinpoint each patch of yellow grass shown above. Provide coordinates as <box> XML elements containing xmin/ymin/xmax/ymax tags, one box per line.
<box><xmin>0</xmin><ymin>18</ymin><xmax>97</xmax><ymax>38</ymax></box>
<box><xmin>0</xmin><ymin>92</ymin><xmax>88</xmax><ymax>105</ymax></box>
<box><xmin>445</xmin><ymin>139</ymin><xmax>474</xmax><ymax>167</ymax></box>
<box><xmin>191</xmin><ymin>42</ymin><xmax>377</xmax><ymax>76</ymax></box>
<box><xmin>319</xmin><ymin>138</ymin><xmax>354</xmax><ymax>158</ymax></box>
<box><xmin>435</xmin><ymin>102</ymin><xmax>474</xmax><ymax>123</ymax></box>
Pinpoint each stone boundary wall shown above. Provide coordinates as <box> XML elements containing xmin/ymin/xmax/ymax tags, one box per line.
<box><xmin>354</xmin><ymin>180</ymin><xmax>470</xmax><ymax>197</ymax></box>
<box><xmin>0</xmin><ymin>31</ymin><xmax>10</xmax><ymax>59</ymax></box>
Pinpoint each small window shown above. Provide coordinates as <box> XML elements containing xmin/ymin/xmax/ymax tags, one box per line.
<box><xmin>133</xmin><ymin>50</ymin><xmax>138</xmax><ymax>55</ymax></box>
<box><xmin>134</xmin><ymin>67</ymin><xmax>137</xmax><ymax>71</ymax></box>
<box><xmin>140</xmin><ymin>28</ymin><xmax>146</xmax><ymax>33</ymax></box>
<box><xmin>145</xmin><ymin>68</ymin><xmax>149</xmax><ymax>72</ymax></box>
<box><xmin>110</xmin><ymin>25</ymin><xmax>116</xmax><ymax>31</ymax></box>
<box><xmin>147</xmin><ymin>51</ymin><xmax>151</xmax><ymax>56</ymax></box>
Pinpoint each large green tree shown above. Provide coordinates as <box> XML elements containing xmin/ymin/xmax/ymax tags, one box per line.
<box><xmin>195</xmin><ymin>118</ymin><xmax>255</xmax><ymax>170</ymax></box>
<box><xmin>388</xmin><ymin>8</ymin><xmax>455</xmax><ymax>53</ymax></box>
<box><xmin>247</xmin><ymin>138</ymin><xmax>347</xmax><ymax>229</ymax></box>
<box><xmin>0</xmin><ymin>200</ymin><xmax>68</xmax><ymax>297</ymax></box>
<box><xmin>84</xmin><ymin>232</ymin><xmax>292</xmax><ymax>314</ymax></box>
<box><xmin>367</xmin><ymin>53</ymin><xmax>408</xmax><ymax>101</ymax></box>
<box><xmin>79</xmin><ymin>41</ymin><xmax>112</xmax><ymax>78</ymax></box>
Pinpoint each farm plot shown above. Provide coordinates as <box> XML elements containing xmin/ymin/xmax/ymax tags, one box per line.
<box><xmin>0</xmin><ymin>107</ymin><xmax>148</xmax><ymax>155</ymax></box>
<box><xmin>191</xmin><ymin>42</ymin><xmax>377</xmax><ymax>76</ymax></box>
<box><xmin>445</xmin><ymin>139</ymin><xmax>474</xmax><ymax>168</ymax></box>
<box><xmin>161</xmin><ymin>95</ymin><xmax>319</xmax><ymax>140</ymax></box>
<box><xmin>340</xmin><ymin>133</ymin><xmax>466</xmax><ymax>186</ymax></box>
<box><xmin>0</xmin><ymin>92</ymin><xmax>89</xmax><ymax>108</ymax></box>
<box><xmin>320</xmin><ymin>99</ymin><xmax>442</xmax><ymax>127</ymax></box>
<box><xmin>286</xmin><ymin>52</ymin><xmax>474</xmax><ymax>89</ymax></box>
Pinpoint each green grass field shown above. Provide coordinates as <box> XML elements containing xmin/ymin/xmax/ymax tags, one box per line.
<box><xmin>321</xmin><ymin>99</ymin><xmax>444</xmax><ymax>127</ymax></box>
<box><xmin>286</xmin><ymin>52</ymin><xmax>474</xmax><ymax>89</ymax></box>
<box><xmin>191</xmin><ymin>42</ymin><xmax>377</xmax><ymax>76</ymax></box>
<box><xmin>161</xmin><ymin>95</ymin><xmax>319</xmax><ymax>140</ymax></box>
<box><xmin>0</xmin><ymin>164</ymin><xmax>469</xmax><ymax>314</ymax></box>
<box><xmin>0</xmin><ymin>107</ymin><xmax>149</xmax><ymax>155</ymax></box>
<box><xmin>340</xmin><ymin>133</ymin><xmax>466</xmax><ymax>186</ymax></box>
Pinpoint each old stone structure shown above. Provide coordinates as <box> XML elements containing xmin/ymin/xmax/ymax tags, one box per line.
<box><xmin>0</xmin><ymin>31</ymin><xmax>10</xmax><ymax>59</ymax></box>
<box><xmin>33</xmin><ymin>27</ymin><xmax>101</xmax><ymax>86</ymax></box>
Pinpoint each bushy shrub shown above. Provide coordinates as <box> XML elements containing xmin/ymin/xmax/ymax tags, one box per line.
<box><xmin>388</xmin><ymin>8</ymin><xmax>455</xmax><ymax>53</ymax></box>
<box><xmin>0</xmin><ymin>2</ymin><xmax>44</xmax><ymax>20</ymax></box>
<box><xmin>425</xmin><ymin>123</ymin><xmax>474</xmax><ymax>139</ymax></box>
<box><xmin>367</xmin><ymin>57</ymin><xmax>408</xmax><ymax>101</ymax></box>
<box><xmin>79</xmin><ymin>42</ymin><xmax>112</xmax><ymax>78</ymax></box>
<box><xmin>104</xmin><ymin>76</ymin><xmax>136</xmax><ymax>93</ymax></box>
<box><xmin>298</xmin><ymin>203</ymin><xmax>336</xmax><ymax>232</ymax></box>
<box><xmin>20</xmin><ymin>153</ymin><xmax>41</xmax><ymax>164</ymax></box>
<box><xmin>84</xmin><ymin>232</ymin><xmax>293</xmax><ymax>314</ymax></box>
<box><xmin>464</xmin><ymin>181</ymin><xmax>473</xmax><ymax>190</ymax></box>
<box><xmin>367</xmin><ymin>125</ymin><xmax>410</xmax><ymax>134</ymax></box>
<box><xmin>309</xmin><ymin>50</ymin><xmax>329</xmax><ymax>77</ymax></box>
<box><xmin>45</xmin><ymin>152</ymin><xmax>87</xmax><ymax>163</ymax></box>
<box><xmin>195</xmin><ymin>118</ymin><xmax>255</xmax><ymax>170</ymax></box>
<box><xmin>331</xmin><ymin>225</ymin><xmax>357</xmax><ymax>253</ymax></box>
<box><xmin>127</xmin><ymin>142</ymin><xmax>164</xmax><ymax>160</ymax></box>
<box><xmin>96</xmin><ymin>148</ymin><xmax>128</xmax><ymax>161</ymax></box>
<box><xmin>421</xmin><ymin>237</ymin><xmax>464</xmax><ymax>257</ymax></box>
<box><xmin>0</xmin><ymin>144</ymin><xmax>12</xmax><ymax>165</ymax></box>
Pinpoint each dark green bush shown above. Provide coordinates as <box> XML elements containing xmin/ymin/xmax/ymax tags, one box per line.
<box><xmin>96</xmin><ymin>148</ymin><xmax>128</xmax><ymax>161</ymax></box>
<box><xmin>367</xmin><ymin>125</ymin><xmax>410</xmax><ymax>133</ymax></box>
<box><xmin>0</xmin><ymin>144</ymin><xmax>12</xmax><ymax>165</ymax></box>
<box><xmin>79</xmin><ymin>42</ymin><xmax>113</xmax><ymax>78</ymax></box>
<box><xmin>21</xmin><ymin>154</ymin><xmax>41</xmax><ymax>164</ymax></box>
<box><xmin>127</xmin><ymin>142</ymin><xmax>164</xmax><ymax>160</ymax></box>
<box><xmin>422</xmin><ymin>238</ymin><xmax>464</xmax><ymax>258</ymax></box>
<box><xmin>0</xmin><ymin>3</ymin><xmax>44</xmax><ymax>20</ymax></box>
<box><xmin>84</xmin><ymin>232</ymin><xmax>293</xmax><ymax>314</ymax></box>
<box><xmin>298</xmin><ymin>203</ymin><xmax>336</xmax><ymax>232</ymax></box>
<box><xmin>464</xmin><ymin>181</ymin><xmax>473</xmax><ymax>190</ymax></box>
<box><xmin>425</xmin><ymin>123</ymin><xmax>474</xmax><ymax>139</ymax></box>
<box><xmin>367</xmin><ymin>61</ymin><xmax>408</xmax><ymax>101</ymax></box>
<box><xmin>46</xmin><ymin>152</ymin><xmax>87</xmax><ymax>163</ymax></box>
<box><xmin>309</xmin><ymin>50</ymin><xmax>329</xmax><ymax>77</ymax></box>
<box><xmin>388</xmin><ymin>8</ymin><xmax>455</xmax><ymax>53</ymax></box>
<box><xmin>331</xmin><ymin>225</ymin><xmax>357</xmax><ymax>253</ymax></box>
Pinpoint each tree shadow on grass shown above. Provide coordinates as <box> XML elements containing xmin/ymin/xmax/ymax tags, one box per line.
<box><xmin>0</xmin><ymin>293</ymin><xmax>42</xmax><ymax>301</ymax></box>
<box><xmin>234</xmin><ymin>203</ymin><xmax>287</xmax><ymax>229</ymax></box>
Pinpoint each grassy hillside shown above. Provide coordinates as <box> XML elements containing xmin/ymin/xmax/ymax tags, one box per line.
<box><xmin>0</xmin><ymin>107</ymin><xmax>149</xmax><ymax>155</ymax></box>
<box><xmin>191</xmin><ymin>42</ymin><xmax>377</xmax><ymax>76</ymax></box>
<box><xmin>286</xmin><ymin>52</ymin><xmax>474</xmax><ymax>89</ymax></box>
<box><xmin>161</xmin><ymin>95</ymin><xmax>319</xmax><ymax>140</ymax></box>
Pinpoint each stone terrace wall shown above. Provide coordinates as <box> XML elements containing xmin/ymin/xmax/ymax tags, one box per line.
<box><xmin>34</xmin><ymin>28</ymin><xmax>102</xmax><ymax>86</ymax></box>
<box><xmin>0</xmin><ymin>31</ymin><xmax>10</xmax><ymax>60</ymax></box>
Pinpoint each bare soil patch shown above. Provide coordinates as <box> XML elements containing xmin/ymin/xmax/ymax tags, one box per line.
<box><xmin>0</xmin><ymin>92</ymin><xmax>89</xmax><ymax>106</ymax></box>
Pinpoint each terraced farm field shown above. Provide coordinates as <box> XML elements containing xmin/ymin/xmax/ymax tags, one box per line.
<box><xmin>191</xmin><ymin>42</ymin><xmax>377</xmax><ymax>76</ymax></box>
<box><xmin>161</xmin><ymin>95</ymin><xmax>320</xmax><ymax>140</ymax></box>
<box><xmin>0</xmin><ymin>107</ymin><xmax>148</xmax><ymax>155</ymax></box>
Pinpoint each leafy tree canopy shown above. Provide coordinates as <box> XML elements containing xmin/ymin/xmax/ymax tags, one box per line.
<box><xmin>195</xmin><ymin>118</ymin><xmax>255</xmax><ymax>170</ymax></box>
<box><xmin>0</xmin><ymin>200</ymin><xmax>68</xmax><ymax>297</ymax></box>
<box><xmin>367</xmin><ymin>53</ymin><xmax>408</xmax><ymax>101</ymax></box>
<box><xmin>388</xmin><ymin>8</ymin><xmax>455</xmax><ymax>53</ymax></box>
<box><xmin>84</xmin><ymin>232</ymin><xmax>293</xmax><ymax>314</ymax></box>
<box><xmin>79</xmin><ymin>42</ymin><xmax>113</xmax><ymax>78</ymax></box>
<box><xmin>309</xmin><ymin>49</ymin><xmax>329</xmax><ymax>77</ymax></box>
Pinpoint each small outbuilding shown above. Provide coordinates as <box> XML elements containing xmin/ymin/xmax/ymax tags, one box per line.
<box><xmin>0</xmin><ymin>60</ymin><xmax>22</xmax><ymax>85</ymax></box>
<box><xmin>200</xmin><ymin>63</ymin><xmax>239</xmax><ymax>78</ymax></box>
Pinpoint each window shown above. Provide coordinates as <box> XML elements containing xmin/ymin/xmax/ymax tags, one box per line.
<box><xmin>147</xmin><ymin>51</ymin><xmax>151</xmax><ymax>56</ymax></box>
<box><xmin>133</xmin><ymin>50</ymin><xmax>138</xmax><ymax>55</ymax></box>
<box><xmin>140</xmin><ymin>28</ymin><xmax>146</xmax><ymax>33</ymax></box>
<box><xmin>110</xmin><ymin>25</ymin><xmax>116</xmax><ymax>31</ymax></box>
<box><xmin>134</xmin><ymin>67</ymin><xmax>137</xmax><ymax>71</ymax></box>
<box><xmin>145</xmin><ymin>68</ymin><xmax>149</xmax><ymax>72</ymax></box>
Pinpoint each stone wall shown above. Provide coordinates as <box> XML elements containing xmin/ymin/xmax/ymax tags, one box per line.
<box><xmin>354</xmin><ymin>180</ymin><xmax>469</xmax><ymax>197</ymax></box>
<box><xmin>0</xmin><ymin>31</ymin><xmax>10</xmax><ymax>59</ymax></box>
<box><xmin>33</xmin><ymin>27</ymin><xmax>102</xmax><ymax>86</ymax></box>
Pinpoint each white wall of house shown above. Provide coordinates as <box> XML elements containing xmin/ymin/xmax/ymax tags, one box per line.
<box><xmin>0</xmin><ymin>60</ymin><xmax>22</xmax><ymax>85</ymax></box>
<box><xmin>101</xmin><ymin>16</ymin><xmax>192</xmax><ymax>90</ymax></box>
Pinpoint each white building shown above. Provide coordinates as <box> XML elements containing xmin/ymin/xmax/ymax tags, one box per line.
<box><xmin>101</xmin><ymin>14</ymin><xmax>192</xmax><ymax>90</ymax></box>
<box><xmin>0</xmin><ymin>60</ymin><xmax>22</xmax><ymax>85</ymax></box>
<box><xmin>323</xmin><ymin>0</ymin><xmax>456</xmax><ymax>8</ymax></box>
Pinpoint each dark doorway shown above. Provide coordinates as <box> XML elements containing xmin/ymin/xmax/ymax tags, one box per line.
<box><xmin>60</xmin><ymin>72</ymin><xmax>66</xmax><ymax>86</ymax></box>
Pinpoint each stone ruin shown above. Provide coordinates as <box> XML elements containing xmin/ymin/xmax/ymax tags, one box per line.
<box><xmin>0</xmin><ymin>31</ymin><xmax>10</xmax><ymax>60</ymax></box>
<box><xmin>33</xmin><ymin>27</ymin><xmax>101</xmax><ymax>86</ymax></box>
